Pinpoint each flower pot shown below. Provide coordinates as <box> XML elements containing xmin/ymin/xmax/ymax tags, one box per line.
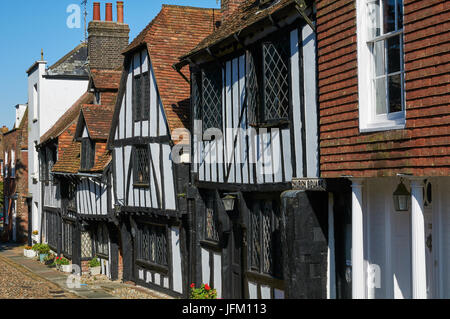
<box><xmin>24</xmin><ymin>249</ymin><xmax>36</xmax><ymax>258</ymax></box>
<box><xmin>90</xmin><ymin>266</ymin><xmax>101</xmax><ymax>276</ymax></box>
<box><xmin>61</xmin><ymin>264</ymin><xmax>72</xmax><ymax>273</ymax></box>
<box><xmin>39</xmin><ymin>254</ymin><xmax>48</xmax><ymax>263</ymax></box>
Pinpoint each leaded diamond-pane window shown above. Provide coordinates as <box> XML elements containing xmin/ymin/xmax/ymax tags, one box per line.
<box><xmin>192</xmin><ymin>72</ymin><xmax>202</xmax><ymax>121</ymax></box>
<box><xmin>246</xmin><ymin>34</ymin><xmax>291</xmax><ymax>126</ymax></box>
<box><xmin>133</xmin><ymin>146</ymin><xmax>150</xmax><ymax>185</ymax></box>
<box><xmin>262</xmin><ymin>39</ymin><xmax>290</xmax><ymax>122</ymax></box>
<box><xmin>81</xmin><ymin>231</ymin><xmax>93</xmax><ymax>259</ymax></box>
<box><xmin>81</xmin><ymin>138</ymin><xmax>95</xmax><ymax>171</ymax></box>
<box><xmin>201</xmin><ymin>66</ymin><xmax>223</xmax><ymax>131</ymax></box>
<box><xmin>133</xmin><ymin>72</ymin><xmax>150</xmax><ymax>122</ymax></box>
<box><xmin>205</xmin><ymin>197</ymin><xmax>220</xmax><ymax>242</ymax></box>
<box><xmin>133</xmin><ymin>74</ymin><xmax>142</xmax><ymax>122</ymax></box>
<box><xmin>62</xmin><ymin>221</ymin><xmax>74</xmax><ymax>257</ymax></box>
<box><xmin>247</xmin><ymin>50</ymin><xmax>261</xmax><ymax>126</ymax></box>
<box><xmin>137</xmin><ymin>224</ymin><xmax>168</xmax><ymax>267</ymax></box>
<box><xmin>249</xmin><ymin>199</ymin><xmax>282</xmax><ymax>277</ymax></box>
<box><xmin>95</xmin><ymin>224</ymin><xmax>109</xmax><ymax>257</ymax></box>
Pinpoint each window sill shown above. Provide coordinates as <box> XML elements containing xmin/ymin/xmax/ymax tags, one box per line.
<box><xmin>200</xmin><ymin>239</ymin><xmax>221</xmax><ymax>251</ymax></box>
<box><xmin>249</xmin><ymin>120</ymin><xmax>290</xmax><ymax>129</ymax></box>
<box><xmin>136</xmin><ymin>259</ymin><xmax>169</xmax><ymax>275</ymax></box>
<box><xmin>133</xmin><ymin>183</ymin><xmax>149</xmax><ymax>189</ymax></box>
<box><xmin>360</xmin><ymin>121</ymin><xmax>406</xmax><ymax>134</ymax></box>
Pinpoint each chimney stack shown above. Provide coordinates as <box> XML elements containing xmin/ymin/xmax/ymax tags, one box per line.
<box><xmin>117</xmin><ymin>1</ymin><xmax>124</xmax><ymax>23</ymax></box>
<box><xmin>221</xmin><ymin>0</ymin><xmax>245</xmax><ymax>21</ymax></box>
<box><xmin>105</xmin><ymin>3</ymin><xmax>113</xmax><ymax>22</ymax></box>
<box><xmin>88</xmin><ymin>1</ymin><xmax>130</xmax><ymax>70</ymax></box>
<box><xmin>93</xmin><ymin>2</ymin><xmax>101</xmax><ymax>21</ymax></box>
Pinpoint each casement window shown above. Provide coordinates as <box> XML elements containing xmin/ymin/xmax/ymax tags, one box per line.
<box><xmin>62</xmin><ymin>221</ymin><xmax>74</xmax><ymax>257</ymax></box>
<box><xmin>46</xmin><ymin>211</ymin><xmax>59</xmax><ymax>250</ymax></box>
<box><xmin>81</xmin><ymin>230</ymin><xmax>93</xmax><ymax>260</ymax></box>
<box><xmin>133</xmin><ymin>145</ymin><xmax>150</xmax><ymax>186</ymax></box>
<box><xmin>136</xmin><ymin>223</ymin><xmax>168</xmax><ymax>267</ymax></box>
<box><xmin>133</xmin><ymin>72</ymin><xmax>150</xmax><ymax>122</ymax></box>
<box><xmin>204</xmin><ymin>196</ymin><xmax>220</xmax><ymax>243</ymax></box>
<box><xmin>249</xmin><ymin>199</ymin><xmax>282</xmax><ymax>278</ymax></box>
<box><xmin>65</xmin><ymin>181</ymin><xmax>77</xmax><ymax>211</ymax></box>
<box><xmin>192</xmin><ymin>65</ymin><xmax>223</xmax><ymax>132</ymax></box>
<box><xmin>357</xmin><ymin>0</ymin><xmax>405</xmax><ymax>131</ymax></box>
<box><xmin>247</xmin><ymin>34</ymin><xmax>291</xmax><ymax>127</ymax></box>
<box><xmin>81</xmin><ymin>138</ymin><xmax>95</xmax><ymax>171</ymax></box>
<box><xmin>95</xmin><ymin>224</ymin><xmax>109</xmax><ymax>258</ymax></box>
<box><xmin>40</xmin><ymin>146</ymin><xmax>57</xmax><ymax>182</ymax></box>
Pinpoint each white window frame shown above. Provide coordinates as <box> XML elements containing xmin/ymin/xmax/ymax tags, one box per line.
<box><xmin>356</xmin><ymin>0</ymin><xmax>406</xmax><ymax>132</ymax></box>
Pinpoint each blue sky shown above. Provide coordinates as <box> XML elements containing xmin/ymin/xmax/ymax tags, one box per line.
<box><xmin>0</xmin><ymin>0</ymin><xmax>219</xmax><ymax>129</ymax></box>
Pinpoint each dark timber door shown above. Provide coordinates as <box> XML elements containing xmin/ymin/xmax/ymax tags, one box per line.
<box><xmin>230</xmin><ymin>221</ymin><xmax>244</xmax><ymax>299</ymax></box>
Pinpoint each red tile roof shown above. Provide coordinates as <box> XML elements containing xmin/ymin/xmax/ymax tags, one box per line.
<box><xmin>122</xmin><ymin>5</ymin><xmax>221</xmax><ymax>135</ymax></box>
<box><xmin>90</xmin><ymin>69</ymin><xmax>122</xmax><ymax>90</ymax></box>
<box><xmin>80</xmin><ymin>104</ymin><xmax>114</xmax><ymax>140</ymax></box>
<box><xmin>177</xmin><ymin>0</ymin><xmax>296</xmax><ymax>64</ymax></box>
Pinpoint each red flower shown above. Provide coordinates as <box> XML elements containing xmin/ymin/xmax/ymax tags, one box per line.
<box><xmin>204</xmin><ymin>284</ymin><xmax>211</xmax><ymax>291</ymax></box>
<box><xmin>190</xmin><ymin>283</ymin><xmax>195</xmax><ymax>289</ymax></box>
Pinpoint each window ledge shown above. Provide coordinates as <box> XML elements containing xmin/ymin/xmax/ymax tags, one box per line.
<box><xmin>360</xmin><ymin>121</ymin><xmax>406</xmax><ymax>134</ymax></box>
<box><xmin>133</xmin><ymin>183</ymin><xmax>150</xmax><ymax>189</ymax></box>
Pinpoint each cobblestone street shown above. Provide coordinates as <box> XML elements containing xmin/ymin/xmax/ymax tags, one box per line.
<box><xmin>0</xmin><ymin>246</ymin><xmax>79</xmax><ymax>299</ymax></box>
<box><xmin>0</xmin><ymin>244</ymin><xmax>172</xmax><ymax>299</ymax></box>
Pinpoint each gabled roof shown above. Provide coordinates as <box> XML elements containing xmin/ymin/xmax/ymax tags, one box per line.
<box><xmin>118</xmin><ymin>5</ymin><xmax>221</xmax><ymax>135</ymax></box>
<box><xmin>90</xmin><ymin>69</ymin><xmax>122</xmax><ymax>91</ymax></box>
<box><xmin>51</xmin><ymin>139</ymin><xmax>80</xmax><ymax>175</ymax></box>
<box><xmin>47</xmin><ymin>43</ymin><xmax>89</xmax><ymax>76</ymax></box>
<box><xmin>40</xmin><ymin>92</ymin><xmax>94</xmax><ymax>145</ymax></box>
<box><xmin>177</xmin><ymin>0</ymin><xmax>300</xmax><ymax>66</ymax></box>
<box><xmin>77</xmin><ymin>104</ymin><xmax>114</xmax><ymax>141</ymax></box>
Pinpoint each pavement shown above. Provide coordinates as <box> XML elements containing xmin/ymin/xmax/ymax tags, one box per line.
<box><xmin>0</xmin><ymin>243</ymin><xmax>173</xmax><ymax>299</ymax></box>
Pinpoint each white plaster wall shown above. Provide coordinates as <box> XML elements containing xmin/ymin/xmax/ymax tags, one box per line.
<box><xmin>27</xmin><ymin>61</ymin><xmax>88</xmax><ymax>239</ymax></box>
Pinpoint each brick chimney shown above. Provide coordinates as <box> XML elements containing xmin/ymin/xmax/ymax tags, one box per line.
<box><xmin>88</xmin><ymin>2</ymin><xmax>130</xmax><ymax>70</ymax></box>
<box><xmin>221</xmin><ymin>0</ymin><xmax>246</xmax><ymax>21</ymax></box>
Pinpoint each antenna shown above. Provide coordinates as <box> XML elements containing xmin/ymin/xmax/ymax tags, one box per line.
<box><xmin>82</xmin><ymin>0</ymin><xmax>88</xmax><ymax>43</ymax></box>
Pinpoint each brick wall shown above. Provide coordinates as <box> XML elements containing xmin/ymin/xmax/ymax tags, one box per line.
<box><xmin>317</xmin><ymin>0</ymin><xmax>450</xmax><ymax>178</ymax></box>
<box><xmin>88</xmin><ymin>21</ymin><xmax>130</xmax><ymax>70</ymax></box>
<box><xmin>221</xmin><ymin>0</ymin><xmax>245</xmax><ymax>21</ymax></box>
<box><xmin>2</xmin><ymin>113</ymin><xmax>29</xmax><ymax>243</ymax></box>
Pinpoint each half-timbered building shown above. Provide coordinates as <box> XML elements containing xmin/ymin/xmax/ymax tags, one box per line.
<box><xmin>36</xmin><ymin>2</ymin><xmax>128</xmax><ymax>279</ymax></box>
<box><xmin>108</xmin><ymin>5</ymin><xmax>220</xmax><ymax>297</ymax></box>
<box><xmin>175</xmin><ymin>0</ymin><xmax>333</xmax><ymax>299</ymax></box>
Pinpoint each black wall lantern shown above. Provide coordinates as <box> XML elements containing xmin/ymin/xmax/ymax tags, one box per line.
<box><xmin>393</xmin><ymin>180</ymin><xmax>411</xmax><ymax>212</ymax></box>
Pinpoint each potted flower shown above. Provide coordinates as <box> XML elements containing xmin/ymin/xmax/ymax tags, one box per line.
<box><xmin>190</xmin><ymin>283</ymin><xmax>217</xmax><ymax>299</ymax></box>
<box><xmin>58</xmin><ymin>257</ymin><xmax>72</xmax><ymax>273</ymax></box>
<box><xmin>23</xmin><ymin>246</ymin><xmax>36</xmax><ymax>258</ymax></box>
<box><xmin>33</xmin><ymin>244</ymin><xmax>50</xmax><ymax>263</ymax></box>
<box><xmin>89</xmin><ymin>256</ymin><xmax>101</xmax><ymax>276</ymax></box>
<box><xmin>32</xmin><ymin>230</ymin><xmax>39</xmax><ymax>244</ymax></box>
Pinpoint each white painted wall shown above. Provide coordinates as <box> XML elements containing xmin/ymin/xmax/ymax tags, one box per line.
<box><xmin>27</xmin><ymin>60</ymin><xmax>88</xmax><ymax>239</ymax></box>
<box><xmin>362</xmin><ymin>177</ymin><xmax>450</xmax><ymax>299</ymax></box>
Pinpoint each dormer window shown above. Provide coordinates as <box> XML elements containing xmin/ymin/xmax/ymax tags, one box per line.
<box><xmin>81</xmin><ymin>138</ymin><xmax>95</xmax><ymax>171</ymax></box>
<box><xmin>247</xmin><ymin>33</ymin><xmax>291</xmax><ymax>127</ymax></box>
<box><xmin>133</xmin><ymin>72</ymin><xmax>150</xmax><ymax>122</ymax></box>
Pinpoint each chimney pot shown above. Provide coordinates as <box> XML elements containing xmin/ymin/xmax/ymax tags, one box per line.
<box><xmin>117</xmin><ymin>1</ymin><xmax>124</xmax><ymax>23</ymax></box>
<box><xmin>105</xmin><ymin>3</ymin><xmax>113</xmax><ymax>22</ymax></box>
<box><xmin>93</xmin><ymin>2</ymin><xmax>101</xmax><ymax>21</ymax></box>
